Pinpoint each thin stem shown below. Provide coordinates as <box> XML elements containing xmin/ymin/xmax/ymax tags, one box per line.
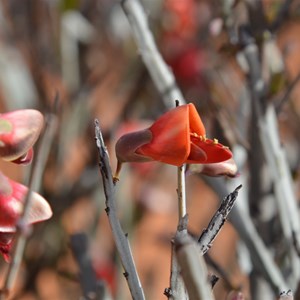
<box><xmin>177</xmin><ymin>165</ymin><xmax>187</xmax><ymax>220</ymax></box>
<box><xmin>94</xmin><ymin>120</ymin><xmax>145</xmax><ymax>300</ymax></box>
<box><xmin>175</xmin><ymin>234</ymin><xmax>215</xmax><ymax>300</ymax></box>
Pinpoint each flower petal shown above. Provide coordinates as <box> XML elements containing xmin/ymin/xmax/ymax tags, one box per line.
<box><xmin>0</xmin><ymin>172</ymin><xmax>52</xmax><ymax>232</ymax></box>
<box><xmin>10</xmin><ymin>148</ymin><xmax>34</xmax><ymax>165</ymax></box>
<box><xmin>190</xmin><ymin>158</ymin><xmax>238</xmax><ymax>177</ymax></box>
<box><xmin>189</xmin><ymin>137</ymin><xmax>232</xmax><ymax>164</ymax></box>
<box><xmin>138</xmin><ymin>105</ymin><xmax>192</xmax><ymax>166</ymax></box>
<box><xmin>187</xmin><ymin>103</ymin><xmax>206</xmax><ymax>137</ymax></box>
<box><xmin>116</xmin><ymin>129</ymin><xmax>153</xmax><ymax>163</ymax></box>
<box><xmin>188</xmin><ymin>141</ymin><xmax>207</xmax><ymax>162</ymax></box>
<box><xmin>0</xmin><ymin>109</ymin><xmax>44</xmax><ymax>162</ymax></box>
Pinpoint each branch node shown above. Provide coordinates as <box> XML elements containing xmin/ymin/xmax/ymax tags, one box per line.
<box><xmin>163</xmin><ymin>287</ymin><xmax>173</xmax><ymax>297</ymax></box>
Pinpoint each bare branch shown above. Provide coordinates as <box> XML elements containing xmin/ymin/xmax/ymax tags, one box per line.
<box><xmin>278</xmin><ymin>290</ymin><xmax>294</xmax><ymax>300</ymax></box>
<box><xmin>94</xmin><ymin>119</ymin><xmax>145</xmax><ymax>300</ymax></box>
<box><xmin>204</xmin><ymin>177</ymin><xmax>289</xmax><ymax>293</ymax></box>
<box><xmin>121</xmin><ymin>0</ymin><xmax>185</xmax><ymax>108</ymax></box>
<box><xmin>175</xmin><ymin>234</ymin><xmax>215</xmax><ymax>300</ymax></box>
<box><xmin>166</xmin><ymin>166</ymin><xmax>189</xmax><ymax>299</ymax></box>
<box><xmin>165</xmin><ymin>241</ymin><xmax>188</xmax><ymax>300</ymax></box>
<box><xmin>198</xmin><ymin>185</ymin><xmax>242</xmax><ymax>255</ymax></box>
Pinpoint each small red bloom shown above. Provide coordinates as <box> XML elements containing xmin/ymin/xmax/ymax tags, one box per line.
<box><xmin>0</xmin><ymin>109</ymin><xmax>44</xmax><ymax>164</ymax></box>
<box><xmin>115</xmin><ymin>103</ymin><xmax>233</xmax><ymax>179</ymax></box>
<box><xmin>0</xmin><ymin>172</ymin><xmax>52</xmax><ymax>261</ymax></box>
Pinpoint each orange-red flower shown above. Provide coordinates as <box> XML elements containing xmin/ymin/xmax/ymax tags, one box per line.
<box><xmin>115</xmin><ymin>103</ymin><xmax>233</xmax><ymax>180</ymax></box>
<box><xmin>0</xmin><ymin>172</ymin><xmax>52</xmax><ymax>262</ymax></box>
<box><xmin>0</xmin><ymin>109</ymin><xmax>44</xmax><ymax>165</ymax></box>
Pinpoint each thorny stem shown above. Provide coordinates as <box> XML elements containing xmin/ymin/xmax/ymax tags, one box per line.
<box><xmin>175</xmin><ymin>234</ymin><xmax>215</xmax><ymax>300</ymax></box>
<box><xmin>0</xmin><ymin>111</ymin><xmax>57</xmax><ymax>298</ymax></box>
<box><xmin>95</xmin><ymin>119</ymin><xmax>145</xmax><ymax>300</ymax></box>
<box><xmin>175</xmin><ymin>100</ymin><xmax>187</xmax><ymax>221</ymax></box>
<box><xmin>166</xmin><ymin>101</ymin><xmax>188</xmax><ymax>299</ymax></box>
<box><xmin>278</xmin><ymin>290</ymin><xmax>294</xmax><ymax>300</ymax></box>
<box><xmin>198</xmin><ymin>185</ymin><xmax>242</xmax><ymax>255</ymax></box>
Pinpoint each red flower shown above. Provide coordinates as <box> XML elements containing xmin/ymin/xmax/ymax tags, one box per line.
<box><xmin>115</xmin><ymin>103</ymin><xmax>233</xmax><ymax>180</ymax></box>
<box><xmin>0</xmin><ymin>172</ymin><xmax>52</xmax><ymax>262</ymax></box>
<box><xmin>0</xmin><ymin>109</ymin><xmax>44</xmax><ymax>165</ymax></box>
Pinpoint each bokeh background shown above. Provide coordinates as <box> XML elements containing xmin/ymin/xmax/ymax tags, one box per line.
<box><xmin>0</xmin><ymin>0</ymin><xmax>300</xmax><ymax>299</ymax></box>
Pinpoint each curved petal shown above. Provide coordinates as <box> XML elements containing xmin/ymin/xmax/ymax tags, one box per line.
<box><xmin>116</xmin><ymin>129</ymin><xmax>153</xmax><ymax>163</ymax></box>
<box><xmin>190</xmin><ymin>158</ymin><xmax>238</xmax><ymax>177</ymax></box>
<box><xmin>188</xmin><ymin>141</ymin><xmax>207</xmax><ymax>162</ymax></box>
<box><xmin>10</xmin><ymin>148</ymin><xmax>34</xmax><ymax>165</ymax></box>
<box><xmin>187</xmin><ymin>103</ymin><xmax>206</xmax><ymax>136</ymax></box>
<box><xmin>138</xmin><ymin>105</ymin><xmax>191</xmax><ymax>166</ymax></box>
<box><xmin>0</xmin><ymin>109</ymin><xmax>44</xmax><ymax>162</ymax></box>
<box><xmin>0</xmin><ymin>172</ymin><xmax>52</xmax><ymax>232</ymax></box>
<box><xmin>188</xmin><ymin>137</ymin><xmax>232</xmax><ymax>163</ymax></box>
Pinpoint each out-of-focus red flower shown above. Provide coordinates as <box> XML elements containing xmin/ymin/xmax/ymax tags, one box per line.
<box><xmin>95</xmin><ymin>260</ymin><xmax>117</xmax><ymax>296</ymax></box>
<box><xmin>0</xmin><ymin>172</ymin><xmax>52</xmax><ymax>262</ymax></box>
<box><xmin>114</xmin><ymin>103</ymin><xmax>233</xmax><ymax>180</ymax></box>
<box><xmin>167</xmin><ymin>47</ymin><xmax>204</xmax><ymax>85</ymax></box>
<box><xmin>164</xmin><ymin>0</ymin><xmax>197</xmax><ymax>40</ymax></box>
<box><xmin>0</xmin><ymin>109</ymin><xmax>44</xmax><ymax>165</ymax></box>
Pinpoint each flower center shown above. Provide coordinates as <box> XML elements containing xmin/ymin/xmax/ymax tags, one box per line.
<box><xmin>190</xmin><ymin>132</ymin><xmax>229</xmax><ymax>149</ymax></box>
<box><xmin>190</xmin><ymin>132</ymin><xmax>206</xmax><ymax>141</ymax></box>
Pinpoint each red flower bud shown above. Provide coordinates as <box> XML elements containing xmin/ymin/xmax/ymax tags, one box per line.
<box><xmin>0</xmin><ymin>109</ymin><xmax>44</xmax><ymax>164</ymax></box>
<box><xmin>114</xmin><ymin>104</ymin><xmax>233</xmax><ymax>180</ymax></box>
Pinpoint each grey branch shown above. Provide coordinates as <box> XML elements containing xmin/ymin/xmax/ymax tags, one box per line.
<box><xmin>279</xmin><ymin>290</ymin><xmax>294</xmax><ymax>300</ymax></box>
<box><xmin>121</xmin><ymin>0</ymin><xmax>185</xmax><ymax>108</ymax></box>
<box><xmin>167</xmin><ymin>216</ymin><xmax>189</xmax><ymax>300</ymax></box>
<box><xmin>243</xmin><ymin>37</ymin><xmax>300</xmax><ymax>289</ymax></box>
<box><xmin>94</xmin><ymin>119</ymin><xmax>145</xmax><ymax>300</ymax></box>
<box><xmin>198</xmin><ymin>185</ymin><xmax>242</xmax><ymax>255</ymax></box>
<box><xmin>175</xmin><ymin>234</ymin><xmax>215</xmax><ymax>300</ymax></box>
<box><xmin>166</xmin><ymin>241</ymin><xmax>189</xmax><ymax>300</ymax></box>
<box><xmin>205</xmin><ymin>177</ymin><xmax>289</xmax><ymax>293</ymax></box>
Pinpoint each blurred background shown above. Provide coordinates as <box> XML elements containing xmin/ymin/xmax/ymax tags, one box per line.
<box><xmin>0</xmin><ymin>0</ymin><xmax>300</xmax><ymax>299</ymax></box>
